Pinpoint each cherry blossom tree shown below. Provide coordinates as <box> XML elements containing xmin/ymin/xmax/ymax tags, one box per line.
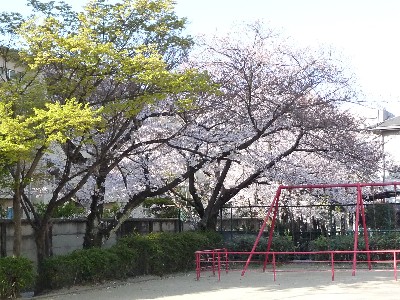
<box><xmin>165</xmin><ymin>24</ymin><xmax>381</xmax><ymax>230</ymax></box>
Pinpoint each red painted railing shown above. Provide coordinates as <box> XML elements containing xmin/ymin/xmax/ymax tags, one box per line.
<box><xmin>195</xmin><ymin>248</ymin><xmax>229</xmax><ymax>281</ymax></box>
<box><xmin>195</xmin><ymin>249</ymin><xmax>400</xmax><ymax>281</ymax></box>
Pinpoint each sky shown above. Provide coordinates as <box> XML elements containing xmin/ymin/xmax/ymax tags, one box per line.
<box><xmin>174</xmin><ymin>0</ymin><xmax>400</xmax><ymax>120</ymax></box>
<box><xmin>2</xmin><ymin>0</ymin><xmax>400</xmax><ymax>119</ymax></box>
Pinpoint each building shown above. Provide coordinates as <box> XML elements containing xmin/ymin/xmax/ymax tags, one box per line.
<box><xmin>371</xmin><ymin>112</ymin><xmax>400</xmax><ymax>182</ymax></box>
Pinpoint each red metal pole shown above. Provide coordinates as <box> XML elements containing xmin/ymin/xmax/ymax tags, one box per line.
<box><xmin>352</xmin><ymin>184</ymin><xmax>361</xmax><ymax>276</ymax></box>
<box><xmin>217</xmin><ymin>252</ymin><xmax>221</xmax><ymax>281</ymax></box>
<box><xmin>242</xmin><ymin>186</ymin><xmax>282</xmax><ymax>276</ymax></box>
<box><xmin>212</xmin><ymin>251</ymin><xmax>215</xmax><ymax>276</ymax></box>
<box><xmin>273</xmin><ymin>253</ymin><xmax>276</xmax><ymax>281</ymax></box>
<box><xmin>359</xmin><ymin>192</ymin><xmax>371</xmax><ymax>270</ymax></box>
<box><xmin>263</xmin><ymin>196</ymin><xmax>280</xmax><ymax>272</ymax></box>
<box><xmin>280</xmin><ymin>181</ymin><xmax>400</xmax><ymax>190</ymax></box>
<box><xmin>331</xmin><ymin>251</ymin><xmax>335</xmax><ymax>281</ymax></box>
<box><xmin>394</xmin><ymin>251</ymin><xmax>397</xmax><ymax>281</ymax></box>
<box><xmin>196</xmin><ymin>251</ymin><xmax>200</xmax><ymax>280</ymax></box>
<box><xmin>225</xmin><ymin>248</ymin><xmax>229</xmax><ymax>274</ymax></box>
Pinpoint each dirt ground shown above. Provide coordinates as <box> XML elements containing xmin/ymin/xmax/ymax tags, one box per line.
<box><xmin>31</xmin><ymin>268</ymin><xmax>400</xmax><ymax>300</ymax></box>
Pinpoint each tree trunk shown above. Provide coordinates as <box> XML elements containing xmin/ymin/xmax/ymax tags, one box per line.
<box><xmin>33</xmin><ymin>222</ymin><xmax>52</xmax><ymax>295</ymax></box>
<box><xmin>83</xmin><ymin>173</ymin><xmax>106</xmax><ymax>248</ymax></box>
<box><xmin>13</xmin><ymin>161</ymin><xmax>22</xmax><ymax>257</ymax></box>
<box><xmin>199</xmin><ymin>209</ymin><xmax>219</xmax><ymax>231</ymax></box>
<box><xmin>83</xmin><ymin>209</ymin><xmax>105</xmax><ymax>248</ymax></box>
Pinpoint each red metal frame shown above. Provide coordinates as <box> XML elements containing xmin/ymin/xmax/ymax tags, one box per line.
<box><xmin>241</xmin><ymin>182</ymin><xmax>400</xmax><ymax>276</ymax></box>
<box><xmin>196</xmin><ymin>249</ymin><xmax>400</xmax><ymax>281</ymax></box>
<box><xmin>196</xmin><ymin>248</ymin><xmax>228</xmax><ymax>280</ymax></box>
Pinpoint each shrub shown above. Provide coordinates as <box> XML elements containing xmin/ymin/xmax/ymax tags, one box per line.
<box><xmin>224</xmin><ymin>234</ymin><xmax>294</xmax><ymax>252</ymax></box>
<box><xmin>306</xmin><ymin>234</ymin><xmax>400</xmax><ymax>261</ymax></box>
<box><xmin>118</xmin><ymin>231</ymin><xmax>223</xmax><ymax>276</ymax></box>
<box><xmin>223</xmin><ymin>234</ymin><xmax>295</xmax><ymax>262</ymax></box>
<box><xmin>40</xmin><ymin>245</ymin><xmax>138</xmax><ymax>290</ymax></box>
<box><xmin>368</xmin><ymin>232</ymin><xmax>400</xmax><ymax>260</ymax></box>
<box><xmin>0</xmin><ymin>256</ymin><xmax>35</xmax><ymax>299</ymax></box>
<box><xmin>224</xmin><ymin>234</ymin><xmax>264</xmax><ymax>252</ymax></box>
<box><xmin>142</xmin><ymin>197</ymin><xmax>179</xmax><ymax>218</ymax></box>
<box><xmin>39</xmin><ymin>231</ymin><xmax>222</xmax><ymax>290</ymax></box>
<box><xmin>270</xmin><ymin>235</ymin><xmax>295</xmax><ymax>252</ymax></box>
<box><xmin>34</xmin><ymin>201</ymin><xmax>84</xmax><ymax>218</ymax></box>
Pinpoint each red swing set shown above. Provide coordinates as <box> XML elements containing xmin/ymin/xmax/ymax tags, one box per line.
<box><xmin>196</xmin><ymin>182</ymin><xmax>400</xmax><ymax>281</ymax></box>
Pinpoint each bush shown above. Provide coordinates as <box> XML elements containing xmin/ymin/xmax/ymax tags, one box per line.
<box><xmin>142</xmin><ymin>197</ymin><xmax>179</xmax><ymax>218</ymax></box>
<box><xmin>224</xmin><ymin>234</ymin><xmax>264</xmax><ymax>252</ymax></box>
<box><xmin>224</xmin><ymin>234</ymin><xmax>294</xmax><ymax>252</ymax></box>
<box><xmin>40</xmin><ymin>245</ymin><xmax>138</xmax><ymax>290</ymax></box>
<box><xmin>223</xmin><ymin>232</ymin><xmax>400</xmax><ymax>263</ymax></box>
<box><xmin>118</xmin><ymin>231</ymin><xmax>223</xmax><ymax>276</ymax></box>
<box><xmin>0</xmin><ymin>256</ymin><xmax>35</xmax><ymax>299</ymax></box>
<box><xmin>223</xmin><ymin>234</ymin><xmax>295</xmax><ymax>262</ymax></box>
<box><xmin>40</xmin><ymin>231</ymin><xmax>222</xmax><ymax>290</ymax></box>
<box><xmin>270</xmin><ymin>235</ymin><xmax>295</xmax><ymax>252</ymax></box>
<box><xmin>368</xmin><ymin>232</ymin><xmax>400</xmax><ymax>260</ymax></box>
<box><xmin>307</xmin><ymin>233</ymin><xmax>400</xmax><ymax>261</ymax></box>
<box><xmin>34</xmin><ymin>201</ymin><xmax>85</xmax><ymax>218</ymax></box>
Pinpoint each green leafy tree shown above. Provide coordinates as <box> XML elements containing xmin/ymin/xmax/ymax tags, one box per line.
<box><xmin>0</xmin><ymin>79</ymin><xmax>101</xmax><ymax>257</ymax></box>
<box><xmin>34</xmin><ymin>201</ymin><xmax>85</xmax><ymax>218</ymax></box>
<box><xmin>0</xmin><ymin>1</ymin><xmax>213</xmax><ymax>288</ymax></box>
<box><xmin>0</xmin><ymin>42</ymin><xmax>101</xmax><ymax>256</ymax></box>
<box><xmin>14</xmin><ymin>0</ymin><xmax>213</xmax><ymax>252</ymax></box>
<box><xmin>143</xmin><ymin>197</ymin><xmax>179</xmax><ymax>218</ymax></box>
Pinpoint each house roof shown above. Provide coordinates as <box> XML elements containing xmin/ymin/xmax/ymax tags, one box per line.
<box><xmin>372</xmin><ymin>116</ymin><xmax>400</xmax><ymax>134</ymax></box>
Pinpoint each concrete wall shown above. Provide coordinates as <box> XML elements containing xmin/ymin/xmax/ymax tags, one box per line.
<box><xmin>2</xmin><ymin>220</ymin><xmax>37</xmax><ymax>262</ymax></box>
<box><xmin>0</xmin><ymin>218</ymin><xmax>189</xmax><ymax>265</ymax></box>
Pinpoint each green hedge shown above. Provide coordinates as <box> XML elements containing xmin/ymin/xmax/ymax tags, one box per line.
<box><xmin>39</xmin><ymin>245</ymin><xmax>138</xmax><ymax>290</ymax></box>
<box><xmin>0</xmin><ymin>256</ymin><xmax>35</xmax><ymax>299</ymax></box>
<box><xmin>224</xmin><ymin>234</ymin><xmax>295</xmax><ymax>252</ymax></box>
<box><xmin>310</xmin><ymin>232</ymin><xmax>400</xmax><ymax>261</ymax></box>
<box><xmin>118</xmin><ymin>231</ymin><xmax>222</xmax><ymax>276</ymax></box>
<box><xmin>40</xmin><ymin>231</ymin><xmax>222</xmax><ymax>290</ymax></box>
<box><xmin>224</xmin><ymin>234</ymin><xmax>295</xmax><ymax>262</ymax></box>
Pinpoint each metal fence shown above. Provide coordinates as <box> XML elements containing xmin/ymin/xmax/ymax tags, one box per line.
<box><xmin>217</xmin><ymin>202</ymin><xmax>400</xmax><ymax>242</ymax></box>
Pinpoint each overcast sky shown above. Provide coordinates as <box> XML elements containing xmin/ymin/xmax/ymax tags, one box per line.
<box><xmin>174</xmin><ymin>0</ymin><xmax>400</xmax><ymax>119</ymax></box>
<box><xmin>2</xmin><ymin>0</ymin><xmax>400</xmax><ymax>118</ymax></box>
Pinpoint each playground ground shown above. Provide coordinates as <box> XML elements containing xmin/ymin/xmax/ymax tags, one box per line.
<box><xmin>32</xmin><ymin>267</ymin><xmax>400</xmax><ymax>300</ymax></box>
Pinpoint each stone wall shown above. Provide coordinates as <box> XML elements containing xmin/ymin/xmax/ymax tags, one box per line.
<box><xmin>0</xmin><ymin>218</ymin><xmax>190</xmax><ymax>264</ymax></box>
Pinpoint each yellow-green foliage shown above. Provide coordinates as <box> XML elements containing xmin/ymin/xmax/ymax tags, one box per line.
<box><xmin>16</xmin><ymin>0</ymin><xmax>216</xmax><ymax>118</ymax></box>
<box><xmin>29</xmin><ymin>99</ymin><xmax>102</xmax><ymax>144</ymax></box>
<box><xmin>0</xmin><ymin>1</ymin><xmax>218</xmax><ymax>165</ymax></box>
<box><xmin>0</xmin><ymin>98</ymin><xmax>102</xmax><ymax>162</ymax></box>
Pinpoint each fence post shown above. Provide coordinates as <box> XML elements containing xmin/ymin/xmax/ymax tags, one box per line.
<box><xmin>352</xmin><ymin>184</ymin><xmax>362</xmax><ymax>276</ymax></box>
<box><xmin>394</xmin><ymin>251</ymin><xmax>397</xmax><ymax>281</ymax></box>
<box><xmin>331</xmin><ymin>252</ymin><xmax>335</xmax><ymax>281</ymax></box>
<box><xmin>225</xmin><ymin>248</ymin><xmax>229</xmax><ymax>274</ymax></box>
<box><xmin>217</xmin><ymin>252</ymin><xmax>221</xmax><ymax>281</ymax></box>
<box><xmin>272</xmin><ymin>253</ymin><xmax>276</xmax><ymax>281</ymax></box>
<box><xmin>196</xmin><ymin>251</ymin><xmax>201</xmax><ymax>280</ymax></box>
